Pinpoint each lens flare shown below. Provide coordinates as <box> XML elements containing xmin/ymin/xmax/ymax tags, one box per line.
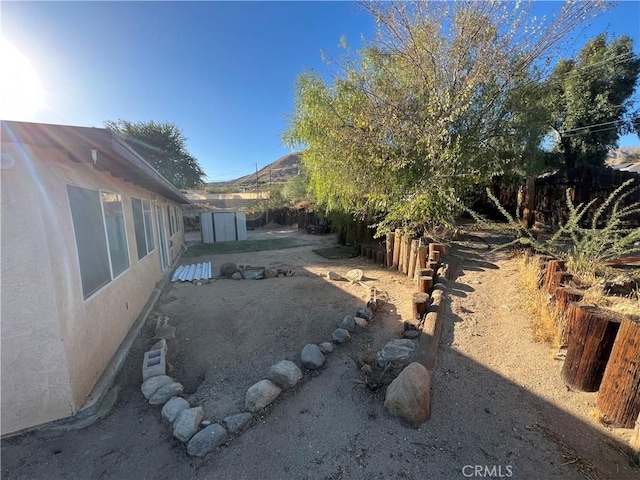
<box><xmin>0</xmin><ymin>39</ymin><xmax>45</xmax><ymax>119</ymax></box>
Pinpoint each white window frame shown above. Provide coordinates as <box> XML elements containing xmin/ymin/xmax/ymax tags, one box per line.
<box><xmin>132</xmin><ymin>197</ymin><xmax>156</xmax><ymax>260</ymax></box>
<box><xmin>67</xmin><ymin>184</ymin><xmax>131</xmax><ymax>301</ymax></box>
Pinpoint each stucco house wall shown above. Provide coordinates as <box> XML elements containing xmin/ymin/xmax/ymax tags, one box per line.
<box><xmin>1</xmin><ymin>122</ymin><xmax>188</xmax><ymax>436</ymax></box>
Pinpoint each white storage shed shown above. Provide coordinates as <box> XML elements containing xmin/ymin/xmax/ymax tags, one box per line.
<box><xmin>200</xmin><ymin>211</ymin><xmax>247</xmax><ymax>243</ymax></box>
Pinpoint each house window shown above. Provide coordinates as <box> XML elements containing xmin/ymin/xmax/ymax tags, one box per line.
<box><xmin>176</xmin><ymin>206</ymin><xmax>182</xmax><ymax>232</ymax></box>
<box><xmin>102</xmin><ymin>192</ymin><xmax>130</xmax><ymax>277</ymax></box>
<box><xmin>168</xmin><ymin>205</ymin><xmax>176</xmax><ymax>236</ymax></box>
<box><xmin>67</xmin><ymin>185</ymin><xmax>130</xmax><ymax>299</ymax></box>
<box><xmin>132</xmin><ymin>198</ymin><xmax>155</xmax><ymax>260</ymax></box>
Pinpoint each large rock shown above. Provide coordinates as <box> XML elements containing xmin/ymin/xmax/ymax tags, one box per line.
<box><xmin>149</xmin><ymin>382</ymin><xmax>184</xmax><ymax>405</ymax></box>
<box><xmin>268</xmin><ymin>360</ymin><xmax>303</xmax><ymax>388</ymax></box>
<box><xmin>356</xmin><ymin>307</ymin><xmax>373</xmax><ymax>321</ymax></box>
<box><xmin>161</xmin><ymin>396</ymin><xmax>190</xmax><ymax>423</ymax></box>
<box><xmin>141</xmin><ymin>375</ymin><xmax>173</xmax><ymax>399</ymax></box>
<box><xmin>376</xmin><ymin>339</ymin><xmax>417</xmax><ymax>368</ymax></box>
<box><xmin>339</xmin><ymin>315</ymin><xmax>356</xmax><ymax>333</ymax></box>
<box><xmin>173</xmin><ymin>406</ymin><xmax>204</xmax><ymax>442</ymax></box>
<box><xmin>245</xmin><ymin>380</ymin><xmax>281</xmax><ymax>412</ymax></box>
<box><xmin>220</xmin><ymin>262</ymin><xmax>238</xmax><ymax>278</ymax></box>
<box><xmin>327</xmin><ymin>271</ymin><xmax>343</xmax><ymax>281</ymax></box>
<box><xmin>301</xmin><ymin>344</ymin><xmax>325</xmax><ymax>369</ymax></box>
<box><xmin>187</xmin><ymin>423</ymin><xmax>228</xmax><ymax>457</ymax></box>
<box><xmin>222</xmin><ymin>412</ymin><xmax>253</xmax><ymax>434</ymax></box>
<box><xmin>384</xmin><ymin>362</ymin><xmax>431</xmax><ymax>427</ymax></box>
<box><xmin>319</xmin><ymin>342</ymin><xmax>334</xmax><ymax>354</ymax></box>
<box><xmin>354</xmin><ymin>317</ymin><xmax>369</xmax><ymax>329</ymax></box>
<box><xmin>332</xmin><ymin>328</ymin><xmax>351</xmax><ymax>344</ymax></box>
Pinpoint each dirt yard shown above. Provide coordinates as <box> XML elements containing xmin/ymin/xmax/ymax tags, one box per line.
<box><xmin>2</xmin><ymin>227</ymin><xmax>638</xmax><ymax>479</ymax></box>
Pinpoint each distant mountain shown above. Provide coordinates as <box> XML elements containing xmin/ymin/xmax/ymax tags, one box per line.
<box><xmin>207</xmin><ymin>153</ymin><xmax>302</xmax><ymax>189</ymax></box>
<box><xmin>606</xmin><ymin>146</ymin><xmax>640</xmax><ymax>165</ymax></box>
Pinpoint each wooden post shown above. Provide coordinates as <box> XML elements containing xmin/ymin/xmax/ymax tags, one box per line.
<box><xmin>631</xmin><ymin>413</ymin><xmax>640</xmax><ymax>463</ymax></box>
<box><xmin>360</xmin><ymin>244</ymin><xmax>366</xmax><ymax>258</ymax></box>
<box><xmin>596</xmin><ymin>316</ymin><xmax>640</xmax><ymax>428</ymax></box>
<box><xmin>366</xmin><ymin>247</ymin><xmax>373</xmax><ymax>260</ymax></box>
<box><xmin>398</xmin><ymin>235</ymin><xmax>405</xmax><ymax>272</ymax></box>
<box><xmin>408</xmin><ymin>240</ymin><xmax>419</xmax><ymax>280</ymax></box>
<box><xmin>402</xmin><ymin>236</ymin><xmax>411</xmax><ymax>275</ymax></box>
<box><xmin>412</xmin><ymin>292</ymin><xmax>429</xmax><ymax>321</ymax></box>
<box><xmin>418</xmin><ymin>276</ymin><xmax>433</xmax><ymax>294</ymax></box>
<box><xmin>417</xmin><ymin>245</ymin><xmax>428</xmax><ymax>269</ymax></box>
<box><xmin>392</xmin><ymin>229</ymin><xmax>401</xmax><ymax>269</ymax></box>
<box><xmin>562</xmin><ymin>304</ymin><xmax>622</xmax><ymax>392</ymax></box>
<box><xmin>375</xmin><ymin>250</ymin><xmax>385</xmax><ymax>265</ymax></box>
<box><xmin>429</xmin><ymin>250</ymin><xmax>441</xmax><ymax>263</ymax></box>
<box><xmin>429</xmin><ymin>242</ymin><xmax>446</xmax><ymax>258</ymax></box>
<box><xmin>552</xmin><ymin>286</ymin><xmax>585</xmax><ymax>347</ymax></box>
<box><xmin>386</xmin><ymin>233</ymin><xmax>394</xmax><ymax>267</ymax></box>
<box><xmin>415</xmin><ymin>267</ymin><xmax>434</xmax><ymax>284</ymax></box>
<box><xmin>543</xmin><ymin>259</ymin><xmax>565</xmax><ymax>293</ymax></box>
<box><xmin>427</xmin><ymin>260</ymin><xmax>438</xmax><ymax>277</ymax></box>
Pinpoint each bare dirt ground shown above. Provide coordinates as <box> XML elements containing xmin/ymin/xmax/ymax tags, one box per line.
<box><xmin>2</xmin><ymin>227</ymin><xmax>638</xmax><ymax>480</ymax></box>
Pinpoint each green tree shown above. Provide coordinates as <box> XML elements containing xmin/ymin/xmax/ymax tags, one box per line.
<box><xmin>545</xmin><ymin>34</ymin><xmax>640</xmax><ymax>168</ymax></box>
<box><xmin>105</xmin><ymin>119</ymin><xmax>205</xmax><ymax>189</ymax></box>
<box><xmin>285</xmin><ymin>1</ymin><xmax>605</xmax><ymax>236</ymax></box>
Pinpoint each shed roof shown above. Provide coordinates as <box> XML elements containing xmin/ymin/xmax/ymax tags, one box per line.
<box><xmin>1</xmin><ymin>120</ymin><xmax>190</xmax><ymax>204</ymax></box>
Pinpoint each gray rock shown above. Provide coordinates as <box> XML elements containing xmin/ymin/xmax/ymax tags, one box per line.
<box><xmin>300</xmin><ymin>344</ymin><xmax>325</xmax><ymax>369</ymax></box>
<box><xmin>384</xmin><ymin>362</ymin><xmax>431</xmax><ymax>427</ymax></box>
<box><xmin>356</xmin><ymin>307</ymin><xmax>373</xmax><ymax>321</ymax></box>
<box><xmin>354</xmin><ymin>317</ymin><xmax>369</xmax><ymax>329</ymax></box>
<box><xmin>376</xmin><ymin>339</ymin><xmax>417</xmax><ymax>368</ymax></box>
<box><xmin>222</xmin><ymin>412</ymin><xmax>253</xmax><ymax>434</ymax></box>
<box><xmin>154</xmin><ymin>324</ymin><xmax>176</xmax><ymax>341</ymax></box>
<box><xmin>149</xmin><ymin>382</ymin><xmax>184</xmax><ymax>405</ymax></box>
<box><xmin>339</xmin><ymin>315</ymin><xmax>356</xmax><ymax>333</ymax></box>
<box><xmin>201</xmin><ymin>420</ymin><xmax>212</xmax><ymax>427</ymax></box>
<box><xmin>187</xmin><ymin>423</ymin><xmax>228</xmax><ymax>457</ymax></box>
<box><xmin>220</xmin><ymin>262</ymin><xmax>238</xmax><ymax>278</ymax></box>
<box><xmin>404</xmin><ymin>329</ymin><xmax>420</xmax><ymax>339</ymax></box>
<box><xmin>332</xmin><ymin>328</ymin><xmax>351</xmax><ymax>344</ymax></box>
<box><xmin>173</xmin><ymin>406</ymin><xmax>204</xmax><ymax>442</ymax></box>
<box><xmin>319</xmin><ymin>342</ymin><xmax>334</xmax><ymax>354</ymax></box>
<box><xmin>231</xmin><ymin>272</ymin><xmax>243</xmax><ymax>280</ymax></box>
<box><xmin>161</xmin><ymin>396</ymin><xmax>190</xmax><ymax>423</ymax></box>
<box><xmin>268</xmin><ymin>360</ymin><xmax>303</xmax><ymax>388</ymax></box>
<box><xmin>327</xmin><ymin>271</ymin><xmax>342</xmax><ymax>281</ymax></box>
<box><xmin>245</xmin><ymin>380</ymin><xmax>281</xmax><ymax>412</ymax></box>
<box><xmin>141</xmin><ymin>375</ymin><xmax>173</xmax><ymax>399</ymax></box>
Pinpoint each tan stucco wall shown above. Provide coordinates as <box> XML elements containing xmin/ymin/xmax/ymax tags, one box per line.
<box><xmin>1</xmin><ymin>142</ymin><xmax>185</xmax><ymax>435</ymax></box>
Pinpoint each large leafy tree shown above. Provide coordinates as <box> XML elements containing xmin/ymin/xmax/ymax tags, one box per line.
<box><xmin>285</xmin><ymin>0</ymin><xmax>606</xmax><ymax>235</ymax></box>
<box><xmin>545</xmin><ymin>34</ymin><xmax>640</xmax><ymax>168</ymax></box>
<box><xmin>105</xmin><ymin>119</ymin><xmax>205</xmax><ymax>189</ymax></box>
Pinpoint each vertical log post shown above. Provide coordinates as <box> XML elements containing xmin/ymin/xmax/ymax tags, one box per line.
<box><xmin>415</xmin><ymin>267</ymin><xmax>434</xmax><ymax>285</ymax></box>
<box><xmin>552</xmin><ymin>286</ymin><xmax>585</xmax><ymax>347</ymax></box>
<box><xmin>544</xmin><ymin>259</ymin><xmax>566</xmax><ymax>293</ymax></box>
<box><xmin>596</xmin><ymin>315</ymin><xmax>640</xmax><ymax>428</ymax></box>
<box><xmin>427</xmin><ymin>260</ymin><xmax>439</xmax><ymax>276</ymax></box>
<box><xmin>366</xmin><ymin>247</ymin><xmax>373</xmax><ymax>260</ymax></box>
<box><xmin>412</xmin><ymin>292</ymin><xmax>429</xmax><ymax>321</ymax></box>
<box><xmin>418</xmin><ymin>276</ymin><xmax>434</xmax><ymax>294</ymax></box>
<box><xmin>399</xmin><ymin>235</ymin><xmax>406</xmax><ymax>272</ymax></box>
<box><xmin>562</xmin><ymin>304</ymin><xmax>623</xmax><ymax>392</ymax></box>
<box><xmin>408</xmin><ymin>240</ymin><xmax>419</xmax><ymax>280</ymax></box>
<box><xmin>386</xmin><ymin>233</ymin><xmax>394</xmax><ymax>268</ymax></box>
<box><xmin>417</xmin><ymin>245</ymin><xmax>428</xmax><ymax>269</ymax></box>
<box><xmin>402</xmin><ymin>236</ymin><xmax>411</xmax><ymax>275</ymax></box>
<box><xmin>430</xmin><ymin>250</ymin><xmax>441</xmax><ymax>263</ymax></box>
<box><xmin>375</xmin><ymin>250</ymin><xmax>385</xmax><ymax>265</ymax></box>
<box><xmin>360</xmin><ymin>244</ymin><xmax>367</xmax><ymax>258</ymax></box>
<box><xmin>392</xmin><ymin>229</ymin><xmax>401</xmax><ymax>269</ymax></box>
<box><xmin>429</xmin><ymin>242</ymin><xmax>446</xmax><ymax>258</ymax></box>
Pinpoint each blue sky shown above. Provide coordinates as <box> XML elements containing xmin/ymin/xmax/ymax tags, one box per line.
<box><xmin>2</xmin><ymin>1</ymin><xmax>639</xmax><ymax>182</ymax></box>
